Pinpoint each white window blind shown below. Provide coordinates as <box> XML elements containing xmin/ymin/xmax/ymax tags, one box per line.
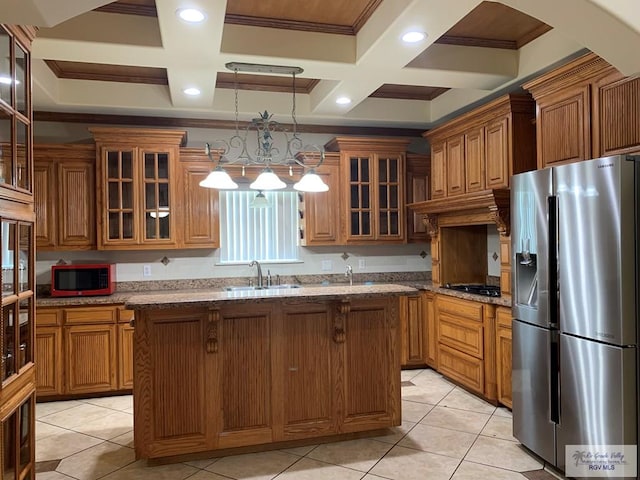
<box><xmin>220</xmin><ymin>190</ymin><xmax>300</xmax><ymax>263</ymax></box>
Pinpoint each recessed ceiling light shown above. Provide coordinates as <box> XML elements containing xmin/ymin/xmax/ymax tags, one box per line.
<box><xmin>176</xmin><ymin>8</ymin><xmax>206</xmax><ymax>23</ymax></box>
<box><xmin>183</xmin><ymin>87</ymin><xmax>201</xmax><ymax>96</ymax></box>
<box><xmin>402</xmin><ymin>31</ymin><xmax>427</xmax><ymax>43</ymax></box>
<box><xmin>336</xmin><ymin>96</ymin><xmax>351</xmax><ymax>105</ymax></box>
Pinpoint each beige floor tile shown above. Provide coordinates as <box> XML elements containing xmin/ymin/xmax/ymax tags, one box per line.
<box><xmin>186</xmin><ymin>471</ymin><xmax>232</xmax><ymax>480</ymax></box>
<box><xmin>411</xmin><ymin>369</ymin><xmax>453</xmax><ymax>387</ymax></box>
<box><xmin>402</xmin><ymin>384</ymin><xmax>455</xmax><ymax>405</ymax></box>
<box><xmin>401</xmin><ymin>369</ymin><xmax>424</xmax><ymax>381</ymax></box>
<box><xmin>451</xmin><ymin>461</ymin><xmax>529</xmax><ymax>479</ymax></box>
<box><xmin>480</xmin><ymin>416</ymin><xmax>517</xmax><ymax>442</ymax></box>
<box><xmin>36</xmin><ymin>431</ymin><xmax>104</xmax><ymax>462</ymax></box>
<box><xmin>370</xmin><ymin>420</ymin><xmax>416</xmax><ymax>444</ymax></box>
<box><xmin>439</xmin><ymin>388</ymin><xmax>496</xmax><ymax>415</ymax></box>
<box><xmin>56</xmin><ymin>441</ymin><xmax>136</xmax><ymax>480</ymax></box>
<box><xmin>420</xmin><ymin>406</ymin><xmax>491</xmax><ymax>435</ymax></box>
<box><xmin>464</xmin><ymin>436</ymin><xmax>543</xmax><ymax>472</ymax></box>
<box><xmin>401</xmin><ymin>400</ymin><xmax>434</xmax><ymax>423</ymax></box>
<box><xmin>38</xmin><ymin>403</ymin><xmax>116</xmax><ymax>429</ymax></box>
<box><xmin>101</xmin><ymin>461</ymin><xmax>199</xmax><ymax>480</ymax></box>
<box><xmin>399</xmin><ymin>423</ymin><xmax>477</xmax><ymax>459</ymax></box>
<box><xmin>205</xmin><ymin>450</ymin><xmax>300</xmax><ymax>480</ymax></box>
<box><xmin>36</xmin><ymin>400</ymin><xmax>82</xmax><ymax>420</ymax></box>
<box><xmin>277</xmin><ymin>457</ymin><xmax>365</xmax><ymax>480</ymax></box>
<box><xmin>82</xmin><ymin>395</ymin><xmax>133</xmax><ymax>412</ymax></box>
<box><xmin>361</xmin><ymin>475</ymin><xmax>391</xmax><ymax>479</ymax></box>
<box><xmin>36</xmin><ymin>421</ymin><xmax>68</xmax><ymax>441</ymax></box>
<box><xmin>35</xmin><ymin>472</ymin><xmax>77</xmax><ymax>480</ymax></box>
<box><xmin>71</xmin><ymin>411</ymin><xmax>133</xmax><ymax>440</ymax></box>
<box><xmin>280</xmin><ymin>445</ymin><xmax>317</xmax><ymax>456</ymax></box>
<box><xmin>183</xmin><ymin>457</ymin><xmax>218</xmax><ymax>469</ymax></box>
<box><xmin>109</xmin><ymin>431</ymin><xmax>134</xmax><ymax>448</ymax></box>
<box><xmin>370</xmin><ymin>445</ymin><xmax>460</xmax><ymax>480</ymax></box>
<box><xmin>494</xmin><ymin>407</ymin><xmax>513</xmax><ymax>418</ymax></box>
<box><xmin>307</xmin><ymin>438</ymin><xmax>392</xmax><ymax>472</ymax></box>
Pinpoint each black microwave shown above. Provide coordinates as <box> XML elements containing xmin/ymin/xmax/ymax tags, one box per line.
<box><xmin>50</xmin><ymin>264</ymin><xmax>116</xmax><ymax>297</ymax></box>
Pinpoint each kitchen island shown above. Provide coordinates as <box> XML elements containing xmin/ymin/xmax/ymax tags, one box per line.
<box><xmin>125</xmin><ymin>284</ymin><xmax>416</xmax><ymax>460</ymax></box>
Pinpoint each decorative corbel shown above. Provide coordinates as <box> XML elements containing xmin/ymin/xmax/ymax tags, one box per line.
<box><xmin>489</xmin><ymin>205</ymin><xmax>510</xmax><ymax>237</ymax></box>
<box><xmin>421</xmin><ymin>214</ymin><xmax>439</xmax><ymax>238</ymax></box>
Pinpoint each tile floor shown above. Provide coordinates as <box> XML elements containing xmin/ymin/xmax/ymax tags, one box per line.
<box><xmin>35</xmin><ymin>368</ymin><xmax>561</xmax><ymax>480</ymax></box>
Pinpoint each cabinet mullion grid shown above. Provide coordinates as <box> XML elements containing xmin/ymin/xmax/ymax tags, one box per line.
<box><xmin>143</xmin><ymin>151</ymin><xmax>170</xmax><ymax>240</ymax></box>
<box><xmin>349</xmin><ymin>155</ymin><xmax>371</xmax><ymax>237</ymax></box>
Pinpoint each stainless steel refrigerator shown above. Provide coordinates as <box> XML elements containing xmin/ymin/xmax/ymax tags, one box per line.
<box><xmin>511</xmin><ymin>154</ymin><xmax>640</xmax><ymax>477</ymax></box>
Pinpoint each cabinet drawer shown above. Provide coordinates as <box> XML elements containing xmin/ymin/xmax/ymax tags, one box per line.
<box><xmin>64</xmin><ymin>307</ymin><xmax>117</xmax><ymax>325</ymax></box>
<box><xmin>438</xmin><ymin>312</ymin><xmax>483</xmax><ymax>358</ymax></box>
<box><xmin>37</xmin><ymin>309</ymin><xmax>61</xmax><ymax>326</ymax></box>
<box><xmin>438</xmin><ymin>344</ymin><xmax>483</xmax><ymax>394</ymax></box>
<box><xmin>118</xmin><ymin>308</ymin><xmax>135</xmax><ymax>324</ymax></box>
<box><xmin>437</xmin><ymin>296</ymin><xmax>483</xmax><ymax>322</ymax></box>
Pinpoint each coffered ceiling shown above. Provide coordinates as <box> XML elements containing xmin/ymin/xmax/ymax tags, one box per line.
<box><xmin>2</xmin><ymin>0</ymin><xmax>640</xmax><ymax>131</ymax></box>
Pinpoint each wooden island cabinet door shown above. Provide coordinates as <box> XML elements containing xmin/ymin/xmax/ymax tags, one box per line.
<box><xmin>340</xmin><ymin>299</ymin><xmax>401</xmax><ymax>432</ymax></box>
<box><xmin>217</xmin><ymin>306</ymin><xmax>274</xmax><ymax>449</ymax></box>
<box><xmin>133</xmin><ymin>308</ymin><xmax>218</xmax><ymax>459</ymax></box>
<box><xmin>273</xmin><ymin>303</ymin><xmax>337</xmax><ymax>440</ymax></box>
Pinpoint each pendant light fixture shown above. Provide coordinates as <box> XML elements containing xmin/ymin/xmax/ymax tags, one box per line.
<box><xmin>199</xmin><ymin>62</ymin><xmax>328</xmax><ymax>193</ymax></box>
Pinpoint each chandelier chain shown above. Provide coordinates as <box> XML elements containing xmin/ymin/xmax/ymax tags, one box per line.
<box><xmin>292</xmin><ymin>72</ymin><xmax>297</xmax><ymax>136</ymax></box>
<box><xmin>234</xmin><ymin>69</ymin><xmax>239</xmax><ymax>137</ymax></box>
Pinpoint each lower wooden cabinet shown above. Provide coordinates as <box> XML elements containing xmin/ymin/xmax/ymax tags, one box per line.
<box><xmin>435</xmin><ymin>295</ymin><xmax>497</xmax><ymax>401</ymax></box>
<box><xmin>400</xmin><ymin>295</ymin><xmax>426</xmax><ymax>368</ymax></box>
<box><xmin>495</xmin><ymin>306</ymin><xmax>512</xmax><ymax>408</ymax></box>
<box><xmin>35</xmin><ymin>305</ymin><xmax>133</xmax><ymax>398</ymax></box>
<box><xmin>64</xmin><ymin>324</ymin><xmax>117</xmax><ymax>395</ymax></box>
<box><xmin>133</xmin><ymin>297</ymin><xmax>401</xmax><ymax>459</ymax></box>
<box><xmin>423</xmin><ymin>292</ymin><xmax>437</xmax><ymax>368</ymax></box>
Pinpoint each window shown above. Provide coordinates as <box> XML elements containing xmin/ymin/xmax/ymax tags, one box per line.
<box><xmin>220</xmin><ymin>190</ymin><xmax>299</xmax><ymax>263</ymax></box>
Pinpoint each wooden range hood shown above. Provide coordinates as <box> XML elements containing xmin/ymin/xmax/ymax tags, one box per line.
<box><xmin>408</xmin><ymin>188</ymin><xmax>511</xmax><ymax>237</ymax></box>
<box><xmin>408</xmin><ymin>189</ymin><xmax>511</xmax><ymax>289</ymax></box>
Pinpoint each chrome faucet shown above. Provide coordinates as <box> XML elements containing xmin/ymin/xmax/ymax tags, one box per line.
<box><xmin>249</xmin><ymin>260</ymin><xmax>263</xmax><ymax>288</ymax></box>
<box><xmin>345</xmin><ymin>265</ymin><xmax>353</xmax><ymax>286</ymax></box>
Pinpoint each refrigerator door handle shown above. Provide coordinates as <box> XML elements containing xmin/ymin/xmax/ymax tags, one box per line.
<box><xmin>550</xmin><ymin>330</ymin><xmax>560</xmax><ymax>424</ymax></box>
<box><xmin>548</xmin><ymin>195</ymin><xmax>558</xmax><ymax>328</ymax></box>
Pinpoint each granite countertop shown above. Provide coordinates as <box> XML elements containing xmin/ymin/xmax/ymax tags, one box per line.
<box><xmin>35</xmin><ymin>281</ymin><xmax>512</xmax><ymax>308</ymax></box>
<box><xmin>124</xmin><ymin>283</ymin><xmax>419</xmax><ymax>310</ymax></box>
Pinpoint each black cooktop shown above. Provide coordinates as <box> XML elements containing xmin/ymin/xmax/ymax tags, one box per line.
<box><xmin>444</xmin><ymin>284</ymin><xmax>501</xmax><ymax>297</ymax></box>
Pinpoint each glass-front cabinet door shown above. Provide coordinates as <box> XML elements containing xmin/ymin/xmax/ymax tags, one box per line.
<box><xmin>105</xmin><ymin>148</ymin><xmax>137</xmax><ymax>244</ymax></box>
<box><xmin>376</xmin><ymin>154</ymin><xmax>404</xmax><ymax>241</ymax></box>
<box><xmin>348</xmin><ymin>155</ymin><xmax>374</xmax><ymax>240</ymax></box>
<box><xmin>143</xmin><ymin>150</ymin><xmax>171</xmax><ymax>240</ymax></box>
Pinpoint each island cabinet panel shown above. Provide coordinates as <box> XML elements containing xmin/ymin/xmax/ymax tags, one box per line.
<box><xmin>276</xmin><ymin>304</ymin><xmax>336</xmax><ymax>439</ymax></box>
<box><xmin>341</xmin><ymin>299</ymin><xmax>400</xmax><ymax>432</ymax></box>
<box><xmin>134</xmin><ymin>309</ymin><xmax>217</xmax><ymax>458</ymax></box>
<box><xmin>218</xmin><ymin>309</ymin><xmax>273</xmax><ymax>448</ymax></box>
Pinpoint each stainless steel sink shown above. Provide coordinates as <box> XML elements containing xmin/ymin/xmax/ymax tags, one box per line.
<box><xmin>223</xmin><ymin>284</ymin><xmax>301</xmax><ymax>292</ymax></box>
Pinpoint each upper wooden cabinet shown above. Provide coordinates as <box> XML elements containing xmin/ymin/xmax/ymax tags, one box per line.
<box><xmin>177</xmin><ymin>148</ymin><xmax>220</xmax><ymax>249</ymax></box>
<box><xmin>34</xmin><ymin>144</ymin><xmax>96</xmax><ymax>250</ymax></box>
<box><xmin>297</xmin><ymin>152</ymin><xmax>342</xmax><ymax>246</ymax></box>
<box><xmin>326</xmin><ymin>137</ymin><xmax>410</xmax><ymax>244</ymax></box>
<box><xmin>90</xmin><ymin>128</ymin><xmax>187</xmax><ymax>250</ymax></box>
<box><xmin>424</xmin><ymin>94</ymin><xmax>536</xmax><ymax>199</ymax></box>
<box><xmin>405</xmin><ymin>153</ymin><xmax>430</xmax><ymax>243</ymax></box>
<box><xmin>523</xmin><ymin>52</ymin><xmax>640</xmax><ymax>168</ymax></box>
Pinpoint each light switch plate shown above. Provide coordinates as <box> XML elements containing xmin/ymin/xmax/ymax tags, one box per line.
<box><xmin>321</xmin><ymin>260</ymin><xmax>332</xmax><ymax>271</ymax></box>
<box><xmin>143</xmin><ymin>265</ymin><xmax>152</xmax><ymax>277</ymax></box>
<box><xmin>358</xmin><ymin>259</ymin><xmax>366</xmax><ymax>269</ymax></box>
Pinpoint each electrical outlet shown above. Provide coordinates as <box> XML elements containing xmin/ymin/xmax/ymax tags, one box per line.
<box><xmin>143</xmin><ymin>264</ymin><xmax>152</xmax><ymax>277</ymax></box>
<box><xmin>321</xmin><ymin>260</ymin><xmax>332</xmax><ymax>271</ymax></box>
<box><xmin>358</xmin><ymin>259</ymin><xmax>366</xmax><ymax>269</ymax></box>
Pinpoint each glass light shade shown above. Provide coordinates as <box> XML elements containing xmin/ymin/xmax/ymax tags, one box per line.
<box><xmin>250</xmin><ymin>191</ymin><xmax>270</xmax><ymax>208</ymax></box>
<box><xmin>149</xmin><ymin>208</ymin><xmax>170</xmax><ymax>218</ymax></box>
<box><xmin>250</xmin><ymin>168</ymin><xmax>286</xmax><ymax>190</ymax></box>
<box><xmin>293</xmin><ymin>170</ymin><xmax>329</xmax><ymax>192</ymax></box>
<box><xmin>199</xmin><ymin>166</ymin><xmax>238</xmax><ymax>189</ymax></box>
